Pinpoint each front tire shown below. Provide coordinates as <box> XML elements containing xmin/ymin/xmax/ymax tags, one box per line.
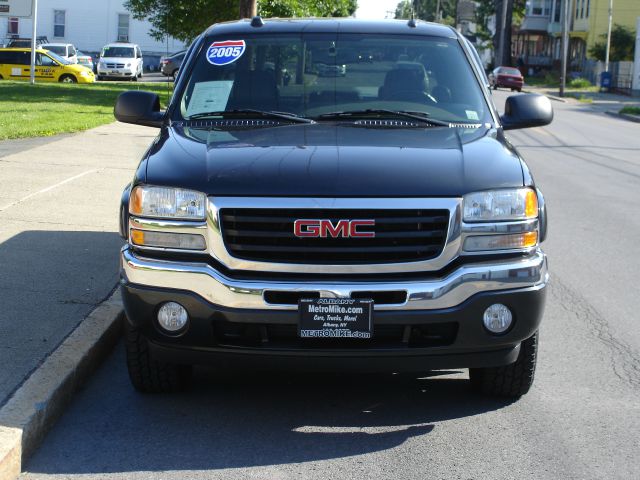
<box><xmin>124</xmin><ymin>321</ymin><xmax>192</xmax><ymax>393</ymax></box>
<box><xmin>59</xmin><ymin>74</ymin><xmax>77</xmax><ymax>83</ymax></box>
<box><xmin>469</xmin><ymin>331</ymin><xmax>538</xmax><ymax>398</ymax></box>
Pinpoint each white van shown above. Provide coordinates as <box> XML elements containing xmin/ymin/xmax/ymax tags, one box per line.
<box><xmin>43</xmin><ymin>43</ymin><xmax>78</xmax><ymax>64</ymax></box>
<box><xmin>97</xmin><ymin>43</ymin><xmax>143</xmax><ymax>81</ymax></box>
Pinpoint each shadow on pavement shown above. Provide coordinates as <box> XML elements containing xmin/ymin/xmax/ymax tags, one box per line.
<box><xmin>24</xmin><ymin>344</ymin><xmax>515</xmax><ymax>475</ymax></box>
<box><xmin>0</xmin><ymin>230</ymin><xmax>123</xmax><ymax>406</ymax></box>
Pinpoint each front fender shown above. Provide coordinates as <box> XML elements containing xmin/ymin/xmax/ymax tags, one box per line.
<box><xmin>119</xmin><ymin>183</ymin><xmax>131</xmax><ymax>240</ymax></box>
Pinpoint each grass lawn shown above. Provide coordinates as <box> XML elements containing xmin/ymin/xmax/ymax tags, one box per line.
<box><xmin>0</xmin><ymin>81</ymin><xmax>173</xmax><ymax>140</ymax></box>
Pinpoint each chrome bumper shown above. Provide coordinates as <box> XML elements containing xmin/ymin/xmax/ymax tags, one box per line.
<box><xmin>120</xmin><ymin>247</ymin><xmax>548</xmax><ymax>311</ymax></box>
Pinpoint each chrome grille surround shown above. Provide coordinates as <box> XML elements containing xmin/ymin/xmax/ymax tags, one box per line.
<box><xmin>129</xmin><ymin>196</ymin><xmax>540</xmax><ymax>275</ymax></box>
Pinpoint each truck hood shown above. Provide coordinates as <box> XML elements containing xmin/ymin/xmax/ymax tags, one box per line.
<box><xmin>143</xmin><ymin>123</ymin><xmax>524</xmax><ymax>197</ymax></box>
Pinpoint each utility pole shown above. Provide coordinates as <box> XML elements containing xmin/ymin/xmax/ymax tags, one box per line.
<box><xmin>239</xmin><ymin>0</ymin><xmax>257</xmax><ymax>19</ymax></box>
<box><xmin>496</xmin><ymin>0</ymin><xmax>508</xmax><ymax>67</ymax></box>
<box><xmin>436</xmin><ymin>0</ymin><xmax>441</xmax><ymax>22</ymax></box>
<box><xmin>29</xmin><ymin>0</ymin><xmax>38</xmax><ymax>85</ymax></box>
<box><xmin>560</xmin><ymin>0</ymin><xmax>570</xmax><ymax>96</ymax></box>
<box><xmin>604</xmin><ymin>0</ymin><xmax>613</xmax><ymax>72</ymax></box>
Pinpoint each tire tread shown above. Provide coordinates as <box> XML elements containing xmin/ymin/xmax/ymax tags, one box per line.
<box><xmin>470</xmin><ymin>332</ymin><xmax>538</xmax><ymax>398</ymax></box>
<box><xmin>124</xmin><ymin>322</ymin><xmax>191</xmax><ymax>393</ymax></box>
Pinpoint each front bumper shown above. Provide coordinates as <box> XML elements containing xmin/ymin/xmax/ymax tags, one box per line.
<box><xmin>97</xmin><ymin>68</ymin><xmax>135</xmax><ymax>78</ymax></box>
<box><xmin>120</xmin><ymin>247</ymin><xmax>548</xmax><ymax>371</ymax></box>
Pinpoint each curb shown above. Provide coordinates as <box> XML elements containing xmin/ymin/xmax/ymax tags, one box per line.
<box><xmin>522</xmin><ymin>89</ymin><xmax>568</xmax><ymax>103</ymax></box>
<box><xmin>605</xmin><ymin>110</ymin><xmax>640</xmax><ymax>123</ymax></box>
<box><xmin>0</xmin><ymin>291</ymin><xmax>123</xmax><ymax>480</ymax></box>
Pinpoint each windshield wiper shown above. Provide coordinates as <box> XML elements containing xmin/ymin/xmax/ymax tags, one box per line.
<box><xmin>316</xmin><ymin>109</ymin><xmax>451</xmax><ymax>127</ymax></box>
<box><xmin>188</xmin><ymin>109</ymin><xmax>314</xmax><ymax>124</ymax></box>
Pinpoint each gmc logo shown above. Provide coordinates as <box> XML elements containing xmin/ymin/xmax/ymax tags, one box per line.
<box><xmin>294</xmin><ymin>219</ymin><xmax>375</xmax><ymax>238</ymax></box>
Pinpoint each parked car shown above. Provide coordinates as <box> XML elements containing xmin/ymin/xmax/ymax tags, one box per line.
<box><xmin>114</xmin><ymin>18</ymin><xmax>553</xmax><ymax>398</ymax></box>
<box><xmin>97</xmin><ymin>43</ymin><xmax>143</xmax><ymax>81</ymax></box>
<box><xmin>42</xmin><ymin>43</ymin><xmax>78</xmax><ymax>64</ymax></box>
<box><xmin>76</xmin><ymin>51</ymin><xmax>94</xmax><ymax>71</ymax></box>
<box><xmin>160</xmin><ymin>50</ymin><xmax>186</xmax><ymax>79</ymax></box>
<box><xmin>0</xmin><ymin>47</ymin><xmax>95</xmax><ymax>83</ymax></box>
<box><xmin>489</xmin><ymin>66</ymin><xmax>524</xmax><ymax>92</ymax></box>
<box><xmin>317</xmin><ymin>63</ymin><xmax>346</xmax><ymax>77</ymax></box>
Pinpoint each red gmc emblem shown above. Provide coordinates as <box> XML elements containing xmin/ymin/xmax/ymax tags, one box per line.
<box><xmin>294</xmin><ymin>219</ymin><xmax>375</xmax><ymax>238</ymax></box>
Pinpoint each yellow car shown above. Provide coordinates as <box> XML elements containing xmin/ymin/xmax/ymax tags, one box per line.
<box><xmin>0</xmin><ymin>48</ymin><xmax>95</xmax><ymax>83</ymax></box>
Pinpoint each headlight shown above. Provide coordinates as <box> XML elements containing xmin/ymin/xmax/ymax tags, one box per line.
<box><xmin>79</xmin><ymin>70</ymin><xmax>90</xmax><ymax>76</ymax></box>
<box><xmin>463</xmin><ymin>188</ymin><xmax>538</xmax><ymax>223</ymax></box>
<box><xmin>130</xmin><ymin>186</ymin><xmax>206</xmax><ymax>220</ymax></box>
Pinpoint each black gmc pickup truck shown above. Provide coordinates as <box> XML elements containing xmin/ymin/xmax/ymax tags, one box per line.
<box><xmin>115</xmin><ymin>18</ymin><xmax>552</xmax><ymax>398</ymax></box>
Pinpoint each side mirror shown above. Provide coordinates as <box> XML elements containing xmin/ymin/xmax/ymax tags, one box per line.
<box><xmin>500</xmin><ymin>94</ymin><xmax>553</xmax><ymax>130</ymax></box>
<box><xmin>114</xmin><ymin>91</ymin><xmax>164</xmax><ymax>128</ymax></box>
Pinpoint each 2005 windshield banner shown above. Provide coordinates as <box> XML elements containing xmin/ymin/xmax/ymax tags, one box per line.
<box><xmin>206</xmin><ymin>40</ymin><xmax>246</xmax><ymax>66</ymax></box>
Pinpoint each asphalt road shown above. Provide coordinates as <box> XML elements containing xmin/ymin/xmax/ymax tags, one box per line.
<box><xmin>20</xmin><ymin>90</ymin><xmax>640</xmax><ymax>479</ymax></box>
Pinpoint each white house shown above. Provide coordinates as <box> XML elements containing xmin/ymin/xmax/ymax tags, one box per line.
<box><xmin>1</xmin><ymin>0</ymin><xmax>185</xmax><ymax>61</ymax></box>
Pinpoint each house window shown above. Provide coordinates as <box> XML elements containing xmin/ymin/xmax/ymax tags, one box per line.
<box><xmin>54</xmin><ymin>10</ymin><xmax>65</xmax><ymax>37</ymax></box>
<box><xmin>586</xmin><ymin>0</ymin><xmax>590</xmax><ymax>17</ymax></box>
<box><xmin>553</xmin><ymin>0</ymin><xmax>561</xmax><ymax>22</ymax></box>
<box><xmin>118</xmin><ymin>14</ymin><xmax>130</xmax><ymax>42</ymax></box>
<box><xmin>8</xmin><ymin>17</ymin><xmax>19</xmax><ymax>35</ymax></box>
<box><xmin>528</xmin><ymin>0</ymin><xmax>551</xmax><ymax>16</ymax></box>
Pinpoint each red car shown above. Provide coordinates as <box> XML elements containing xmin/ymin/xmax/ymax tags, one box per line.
<box><xmin>490</xmin><ymin>66</ymin><xmax>524</xmax><ymax>92</ymax></box>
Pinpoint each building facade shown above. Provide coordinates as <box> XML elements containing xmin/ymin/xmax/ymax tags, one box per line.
<box><xmin>514</xmin><ymin>0</ymin><xmax>639</xmax><ymax>73</ymax></box>
<box><xmin>0</xmin><ymin>0</ymin><xmax>185</xmax><ymax>61</ymax></box>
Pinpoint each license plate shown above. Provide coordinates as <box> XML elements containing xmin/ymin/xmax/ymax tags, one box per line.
<box><xmin>110</xmin><ymin>71</ymin><xmax>119</xmax><ymax>74</ymax></box>
<box><xmin>298</xmin><ymin>298</ymin><xmax>373</xmax><ymax>339</ymax></box>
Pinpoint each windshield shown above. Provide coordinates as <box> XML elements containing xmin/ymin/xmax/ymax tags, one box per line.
<box><xmin>47</xmin><ymin>51</ymin><xmax>71</xmax><ymax>65</ymax></box>
<box><xmin>178</xmin><ymin>33</ymin><xmax>490</xmax><ymax>123</ymax></box>
<box><xmin>45</xmin><ymin>45</ymin><xmax>66</xmax><ymax>56</ymax></box>
<box><xmin>102</xmin><ymin>47</ymin><xmax>135</xmax><ymax>58</ymax></box>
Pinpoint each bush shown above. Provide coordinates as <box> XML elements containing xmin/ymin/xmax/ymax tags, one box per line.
<box><xmin>569</xmin><ymin>77</ymin><xmax>592</xmax><ymax>88</ymax></box>
<box><xmin>620</xmin><ymin>106</ymin><xmax>640</xmax><ymax>115</ymax></box>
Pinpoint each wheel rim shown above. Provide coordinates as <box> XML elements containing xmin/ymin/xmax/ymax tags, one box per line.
<box><xmin>62</xmin><ymin>76</ymin><xmax>74</xmax><ymax>83</ymax></box>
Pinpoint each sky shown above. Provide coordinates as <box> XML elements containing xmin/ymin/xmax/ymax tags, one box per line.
<box><xmin>355</xmin><ymin>0</ymin><xmax>402</xmax><ymax>19</ymax></box>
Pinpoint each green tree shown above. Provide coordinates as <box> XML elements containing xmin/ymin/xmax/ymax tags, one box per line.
<box><xmin>124</xmin><ymin>0</ymin><xmax>357</xmax><ymax>43</ymax></box>
<box><xmin>588</xmin><ymin>24</ymin><xmax>636</xmax><ymax>62</ymax></box>
<box><xmin>474</xmin><ymin>0</ymin><xmax>526</xmax><ymax>67</ymax></box>
<box><xmin>394</xmin><ymin>0</ymin><xmax>457</xmax><ymax>26</ymax></box>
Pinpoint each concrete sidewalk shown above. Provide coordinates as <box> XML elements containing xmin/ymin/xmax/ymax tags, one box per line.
<box><xmin>524</xmin><ymin>86</ymin><xmax>640</xmax><ymax>114</ymax></box>
<box><xmin>0</xmin><ymin>122</ymin><xmax>156</xmax><ymax>408</ymax></box>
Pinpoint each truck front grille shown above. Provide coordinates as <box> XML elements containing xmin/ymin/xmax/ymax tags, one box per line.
<box><xmin>219</xmin><ymin>208</ymin><xmax>449</xmax><ymax>264</ymax></box>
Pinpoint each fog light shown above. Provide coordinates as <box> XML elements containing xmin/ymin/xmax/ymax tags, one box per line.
<box><xmin>483</xmin><ymin>304</ymin><xmax>512</xmax><ymax>334</ymax></box>
<box><xmin>157</xmin><ymin>302</ymin><xmax>188</xmax><ymax>332</ymax></box>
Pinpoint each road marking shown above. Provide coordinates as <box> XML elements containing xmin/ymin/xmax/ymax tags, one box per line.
<box><xmin>0</xmin><ymin>169</ymin><xmax>98</xmax><ymax>212</ymax></box>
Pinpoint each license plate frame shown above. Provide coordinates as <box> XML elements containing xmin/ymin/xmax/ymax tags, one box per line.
<box><xmin>298</xmin><ymin>298</ymin><xmax>373</xmax><ymax>339</ymax></box>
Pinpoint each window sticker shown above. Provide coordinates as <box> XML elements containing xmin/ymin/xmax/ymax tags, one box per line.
<box><xmin>185</xmin><ymin>81</ymin><xmax>234</xmax><ymax>117</ymax></box>
<box><xmin>206</xmin><ymin>40</ymin><xmax>246</xmax><ymax>66</ymax></box>
<box><xmin>465</xmin><ymin>110</ymin><xmax>479</xmax><ymax>121</ymax></box>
